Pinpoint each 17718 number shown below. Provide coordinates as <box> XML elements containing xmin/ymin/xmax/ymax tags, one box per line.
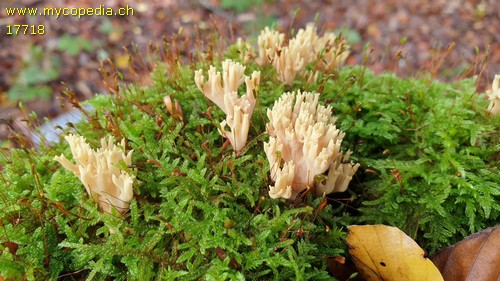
<box><xmin>6</xmin><ymin>24</ymin><xmax>45</xmax><ymax>35</ymax></box>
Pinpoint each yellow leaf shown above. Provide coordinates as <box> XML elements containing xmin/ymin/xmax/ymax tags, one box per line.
<box><xmin>114</xmin><ymin>54</ymin><xmax>129</xmax><ymax>70</ymax></box>
<box><xmin>347</xmin><ymin>225</ymin><xmax>443</xmax><ymax>281</ymax></box>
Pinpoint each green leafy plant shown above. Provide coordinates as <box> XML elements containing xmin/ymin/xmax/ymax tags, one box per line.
<box><xmin>7</xmin><ymin>44</ymin><xmax>60</xmax><ymax>101</ymax></box>
<box><xmin>327</xmin><ymin>70</ymin><xmax>500</xmax><ymax>253</ymax></box>
<box><xmin>220</xmin><ymin>0</ymin><xmax>264</xmax><ymax>13</ymax></box>
<box><xmin>57</xmin><ymin>35</ymin><xmax>97</xmax><ymax>56</ymax></box>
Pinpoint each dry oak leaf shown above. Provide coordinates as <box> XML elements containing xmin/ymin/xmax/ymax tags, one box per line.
<box><xmin>431</xmin><ymin>225</ymin><xmax>500</xmax><ymax>281</ymax></box>
<box><xmin>346</xmin><ymin>225</ymin><xmax>443</xmax><ymax>281</ymax></box>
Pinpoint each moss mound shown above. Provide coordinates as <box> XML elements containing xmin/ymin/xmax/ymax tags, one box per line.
<box><xmin>1</xmin><ymin>26</ymin><xmax>498</xmax><ymax>280</ymax></box>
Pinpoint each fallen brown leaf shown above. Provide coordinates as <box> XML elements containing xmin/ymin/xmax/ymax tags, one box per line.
<box><xmin>431</xmin><ymin>225</ymin><xmax>500</xmax><ymax>281</ymax></box>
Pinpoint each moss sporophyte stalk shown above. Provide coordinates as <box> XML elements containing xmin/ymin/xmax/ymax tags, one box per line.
<box><xmin>0</xmin><ymin>23</ymin><xmax>498</xmax><ymax>280</ymax></box>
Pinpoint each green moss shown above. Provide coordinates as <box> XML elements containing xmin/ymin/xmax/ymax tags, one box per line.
<box><xmin>0</xmin><ymin>28</ymin><xmax>498</xmax><ymax>279</ymax></box>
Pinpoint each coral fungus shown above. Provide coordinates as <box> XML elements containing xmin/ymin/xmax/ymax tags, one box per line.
<box><xmin>255</xmin><ymin>27</ymin><xmax>285</xmax><ymax>66</ymax></box>
<box><xmin>264</xmin><ymin>91</ymin><xmax>359</xmax><ymax>199</ymax></box>
<box><xmin>256</xmin><ymin>23</ymin><xmax>349</xmax><ymax>85</ymax></box>
<box><xmin>195</xmin><ymin>59</ymin><xmax>260</xmax><ymax>154</ymax></box>
<box><xmin>54</xmin><ymin>134</ymin><xmax>134</xmax><ymax>215</ymax></box>
<box><xmin>486</xmin><ymin>74</ymin><xmax>500</xmax><ymax>116</ymax></box>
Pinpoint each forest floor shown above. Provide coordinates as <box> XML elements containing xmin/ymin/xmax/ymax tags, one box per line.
<box><xmin>1</xmin><ymin>0</ymin><xmax>499</xmax><ymax>145</ymax></box>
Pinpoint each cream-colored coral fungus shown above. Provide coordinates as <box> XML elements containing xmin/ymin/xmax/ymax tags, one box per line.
<box><xmin>164</xmin><ymin>95</ymin><xmax>185</xmax><ymax>122</ymax></box>
<box><xmin>264</xmin><ymin>91</ymin><xmax>359</xmax><ymax>199</ymax></box>
<box><xmin>486</xmin><ymin>74</ymin><xmax>500</xmax><ymax>116</ymax></box>
<box><xmin>314</xmin><ymin>32</ymin><xmax>350</xmax><ymax>72</ymax></box>
<box><xmin>272</xmin><ymin>42</ymin><xmax>306</xmax><ymax>86</ymax></box>
<box><xmin>195</xmin><ymin>59</ymin><xmax>260</xmax><ymax>154</ymax></box>
<box><xmin>54</xmin><ymin>134</ymin><xmax>134</xmax><ymax>215</ymax></box>
<box><xmin>236</xmin><ymin>38</ymin><xmax>254</xmax><ymax>64</ymax></box>
<box><xmin>255</xmin><ymin>27</ymin><xmax>285</xmax><ymax>66</ymax></box>
<box><xmin>291</xmin><ymin>24</ymin><xmax>319</xmax><ymax>64</ymax></box>
<box><xmin>256</xmin><ymin>23</ymin><xmax>349</xmax><ymax>85</ymax></box>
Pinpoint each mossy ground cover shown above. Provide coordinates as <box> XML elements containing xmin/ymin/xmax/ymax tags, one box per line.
<box><xmin>0</xmin><ymin>27</ymin><xmax>499</xmax><ymax>280</ymax></box>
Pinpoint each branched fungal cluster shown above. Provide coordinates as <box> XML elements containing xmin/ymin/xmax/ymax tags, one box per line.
<box><xmin>486</xmin><ymin>74</ymin><xmax>500</xmax><ymax>116</ymax></box>
<box><xmin>193</xmin><ymin>47</ymin><xmax>361</xmax><ymax>200</ymax></box>
<box><xmin>264</xmin><ymin>91</ymin><xmax>359</xmax><ymax>199</ymax></box>
<box><xmin>57</xmin><ymin>24</ymin><xmax>500</xmax><ymax>212</ymax></box>
<box><xmin>256</xmin><ymin>23</ymin><xmax>350</xmax><ymax>85</ymax></box>
<box><xmin>55</xmin><ymin>134</ymin><xmax>134</xmax><ymax>215</ymax></box>
<box><xmin>195</xmin><ymin>59</ymin><xmax>260</xmax><ymax>155</ymax></box>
